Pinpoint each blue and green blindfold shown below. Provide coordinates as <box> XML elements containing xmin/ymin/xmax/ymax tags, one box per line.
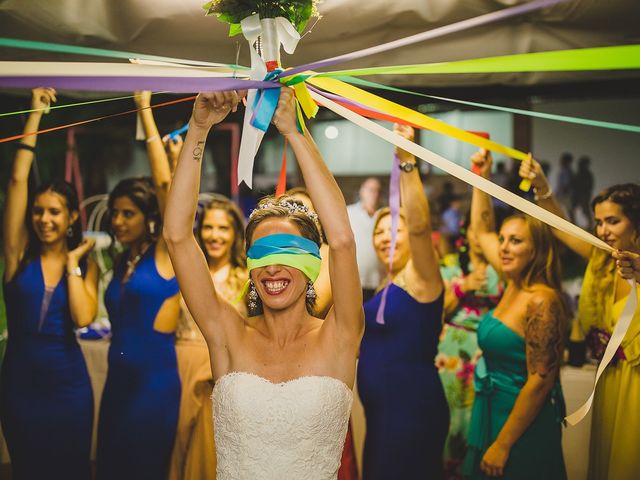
<box><xmin>247</xmin><ymin>233</ymin><xmax>321</xmax><ymax>282</ymax></box>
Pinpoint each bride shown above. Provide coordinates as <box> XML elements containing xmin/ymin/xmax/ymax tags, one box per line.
<box><xmin>163</xmin><ymin>88</ymin><xmax>364</xmax><ymax>479</ymax></box>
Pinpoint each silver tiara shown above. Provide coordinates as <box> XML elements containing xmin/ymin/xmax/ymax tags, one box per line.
<box><xmin>249</xmin><ymin>200</ymin><xmax>319</xmax><ymax>222</ymax></box>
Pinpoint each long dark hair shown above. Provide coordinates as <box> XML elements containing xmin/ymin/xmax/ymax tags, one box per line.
<box><xmin>22</xmin><ymin>180</ymin><xmax>83</xmax><ymax>269</ymax></box>
<box><xmin>591</xmin><ymin>183</ymin><xmax>640</xmax><ymax>248</ymax></box>
<box><xmin>197</xmin><ymin>194</ymin><xmax>247</xmax><ymax>269</ymax></box>
<box><xmin>106</xmin><ymin>177</ymin><xmax>160</xmax><ymax>250</ymax></box>
<box><xmin>585</xmin><ymin>183</ymin><xmax>640</xmax><ymax>320</ymax></box>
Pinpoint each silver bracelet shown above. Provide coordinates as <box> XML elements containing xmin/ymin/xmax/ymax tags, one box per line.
<box><xmin>67</xmin><ymin>266</ymin><xmax>82</xmax><ymax>277</ymax></box>
<box><xmin>533</xmin><ymin>186</ymin><xmax>553</xmax><ymax>201</ymax></box>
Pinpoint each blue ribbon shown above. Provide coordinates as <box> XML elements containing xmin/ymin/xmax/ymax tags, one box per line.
<box><xmin>168</xmin><ymin>122</ymin><xmax>189</xmax><ymax>140</ymax></box>
<box><xmin>250</xmin><ymin>69</ymin><xmax>283</xmax><ymax>132</ymax></box>
<box><xmin>248</xmin><ymin>233</ymin><xmax>321</xmax><ymax>260</ymax></box>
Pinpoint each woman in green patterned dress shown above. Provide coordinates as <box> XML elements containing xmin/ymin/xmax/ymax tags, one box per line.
<box><xmin>437</xmin><ymin>216</ymin><xmax>503</xmax><ymax>479</ymax></box>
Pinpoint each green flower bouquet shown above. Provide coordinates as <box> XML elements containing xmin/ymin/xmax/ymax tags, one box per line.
<box><xmin>203</xmin><ymin>0</ymin><xmax>320</xmax><ymax>37</ymax></box>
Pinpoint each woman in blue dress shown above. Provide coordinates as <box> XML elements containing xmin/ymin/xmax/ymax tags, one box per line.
<box><xmin>357</xmin><ymin>124</ymin><xmax>449</xmax><ymax>479</ymax></box>
<box><xmin>96</xmin><ymin>92</ymin><xmax>181</xmax><ymax>480</ymax></box>
<box><xmin>1</xmin><ymin>87</ymin><xmax>97</xmax><ymax>480</ymax></box>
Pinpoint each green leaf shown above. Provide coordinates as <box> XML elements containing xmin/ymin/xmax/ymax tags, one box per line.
<box><xmin>218</xmin><ymin>12</ymin><xmax>237</xmax><ymax>22</ymax></box>
<box><xmin>229</xmin><ymin>23</ymin><xmax>244</xmax><ymax>36</ymax></box>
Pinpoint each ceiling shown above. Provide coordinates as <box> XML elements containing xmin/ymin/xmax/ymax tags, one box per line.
<box><xmin>1</xmin><ymin>0</ymin><xmax>639</xmax><ymax>92</ymax></box>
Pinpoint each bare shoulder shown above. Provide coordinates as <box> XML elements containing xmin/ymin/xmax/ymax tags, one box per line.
<box><xmin>527</xmin><ymin>284</ymin><xmax>562</xmax><ymax>307</ymax></box>
<box><xmin>525</xmin><ymin>289</ymin><xmax>564</xmax><ymax>327</ymax></box>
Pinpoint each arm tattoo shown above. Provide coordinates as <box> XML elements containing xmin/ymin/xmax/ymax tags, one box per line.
<box><xmin>192</xmin><ymin>141</ymin><xmax>205</xmax><ymax>162</ymax></box>
<box><xmin>524</xmin><ymin>296</ymin><xmax>564</xmax><ymax>379</ymax></box>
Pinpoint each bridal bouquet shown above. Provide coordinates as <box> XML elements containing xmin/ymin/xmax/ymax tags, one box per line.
<box><xmin>203</xmin><ymin>0</ymin><xmax>320</xmax><ymax>36</ymax></box>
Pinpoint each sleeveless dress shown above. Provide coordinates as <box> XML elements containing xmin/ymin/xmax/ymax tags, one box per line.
<box><xmin>213</xmin><ymin>371</ymin><xmax>353</xmax><ymax>480</ymax></box>
<box><xmin>579</xmin><ymin>253</ymin><xmax>640</xmax><ymax>480</ymax></box>
<box><xmin>357</xmin><ymin>283</ymin><xmax>449</xmax><ymax>480</ymax></box>
<box><xmin>463</xmin><ymin>312</ymin><xmax>566</xmax><ymax>479</ymax></box>
<box><xmin>0</xmin><ymin>259</ymin><xmax>93</xmax><ymax>480</ymax></box>
<box><xmin>97</xmin><ymin>244</ymin><xmax>181</xmax><ymax>480</ymax></box>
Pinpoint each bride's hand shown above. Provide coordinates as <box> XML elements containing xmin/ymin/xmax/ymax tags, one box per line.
<box><xmin>190</xmin><ymin>90</ymin><xmax>247</xmax><ymax>130</ymax></box>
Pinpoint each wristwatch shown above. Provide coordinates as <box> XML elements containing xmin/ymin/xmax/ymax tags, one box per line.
<box><xmin>399</xmin><ymin>161</ymin><xmax>416</xmax><ymax>173</ymax></box>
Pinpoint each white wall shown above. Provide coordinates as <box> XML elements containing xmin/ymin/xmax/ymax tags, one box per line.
<box><xmin>259</xmin><ymin>111</ymin><xmax>512</xmax><ymax>177</ymax></box>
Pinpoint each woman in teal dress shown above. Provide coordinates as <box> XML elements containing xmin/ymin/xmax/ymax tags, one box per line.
<box><xmin>437</xmin><ymin>217</ymin><xmax>503</xmax><ymax>479</ymax></box>
<box><xmin>463</xmin><ymin>150</ymin><xmax>567</xmax><ymax>479</ymax></box>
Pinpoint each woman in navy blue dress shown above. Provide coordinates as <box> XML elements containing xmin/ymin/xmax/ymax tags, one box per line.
<box><xmin>1</xmin><ymin>88</ymin><xmax>98</xmax><ymax>480</ymax></box>
<box><xmin>357</xmin><ymin>125</ymin><xmax>449</xmax><ymax>479</ymax></box>
<box><xmin>96</xmin><ymin>92</ymin><xmax>181</xmax><ymax>480</ymax></box>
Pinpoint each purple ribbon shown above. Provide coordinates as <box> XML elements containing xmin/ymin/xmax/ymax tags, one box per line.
<box><xmin>281</xmin><ymin>0</ymin><xmax>568</xmax><ymax>78</ymax></box>
<box><xmin>0</xmin><ymin>76</ymin><xmax>278</xmax><ymax>93</ymax></box>
<box><xmin>0</xmin><ymin>1</ymin><xmax>565</xmax><ymax>95</ymax></box>
<box><xmin>376</xmin><ymin>153</ymin><xmax>401</xmax><ymax>325</ymax></box>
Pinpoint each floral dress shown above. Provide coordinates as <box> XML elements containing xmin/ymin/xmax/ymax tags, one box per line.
<box><xmin>436</xmin><ymin>258</ymin><xmax>502</xmax><ymax>479</ymax></box>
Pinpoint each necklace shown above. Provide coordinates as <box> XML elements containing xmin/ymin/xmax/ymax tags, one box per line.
<box><xmin>126</xmin><ymin>242</ymin><xmax>151</xmax><ymax>271</ymax></box>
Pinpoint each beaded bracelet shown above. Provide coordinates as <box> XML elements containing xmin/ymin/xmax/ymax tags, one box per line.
<box><xmin>533</xmin><ymin>186</ymin><xmax>553</xmax><ymax>201</ymax></box>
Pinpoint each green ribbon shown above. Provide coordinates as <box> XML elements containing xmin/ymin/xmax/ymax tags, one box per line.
<box><xmin>247</xmin><ymin>253</ymin><xmax>322</xmax><ymax>282</ymax></box>
<box><xmin>318</xmin><ymin>44</ymin><xmax>640</xmax><ymax>77</ymax></box>
<box><xmin>335</xmin><ymin>76</ymin><xmax>640</xmax><ymax>134</ymax></box>
<box><xmin>0</xmin><ymin>93</ymin><xmax>162</xmax><ymax>118</ymax></box>
<box><xmin>0</xmin><ymin>37</ymin><xmax>250</xmax><ymax>70</ymax></box>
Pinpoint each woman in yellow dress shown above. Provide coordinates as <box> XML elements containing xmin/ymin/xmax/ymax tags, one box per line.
<box><xmin>520</xmin><ymin>158</ymin><xmax>640</xmax><ymax>480</ymax></box>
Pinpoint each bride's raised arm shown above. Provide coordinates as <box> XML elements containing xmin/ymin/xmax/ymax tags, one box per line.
<box><xmin>271</xmin><ymin>88</ymin><xmax>364</xmax><ymax>344</ymax></box>
<box><xmin>163</xmin><ymin>91</ymin><xmax>246</xmax><ymax>365</ymax></box>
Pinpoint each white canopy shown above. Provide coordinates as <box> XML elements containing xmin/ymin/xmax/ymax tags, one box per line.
<box><xmin>1</xmin><ymin>0</ymin><xmax>639</xmax><ymax>89</ymax></box>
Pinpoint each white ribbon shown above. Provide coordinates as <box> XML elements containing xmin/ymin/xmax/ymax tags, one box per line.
<box><xmin>309</xmin><ymin>90</ymin><xmax>610</xmax><ymax>252</ymax></box>
<box><xmin>236</xmin><ymin>14</ymin><xmax>300</xmax><ymax>188</ymax></box>
<box><xmin>310</xmin><ymin>90</ymin><xmax>638</xmax><ymax>425</ymax></box>
<box><xmin>565</xmin><ymin>279</ymin><xmax>638</xmax><ymax>425</ymax></box>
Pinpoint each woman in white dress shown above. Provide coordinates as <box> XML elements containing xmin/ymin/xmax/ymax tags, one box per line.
<box><xmin>163</xmin><ymin>88</ymin><xmax>364</xmax><ymax>480</ymax></box>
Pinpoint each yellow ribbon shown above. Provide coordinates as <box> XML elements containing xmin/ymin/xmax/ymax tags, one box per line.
<box><xmin>307</xmin><ymin>76</ymin><xmax>529</xmax><ymax>162</ymax></box>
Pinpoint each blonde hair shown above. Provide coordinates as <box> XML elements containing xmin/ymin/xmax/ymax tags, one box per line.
<box><xmin>373</xmin><ymin>207</ymin><xmax>406</xmax><ymax>232</ymax></box>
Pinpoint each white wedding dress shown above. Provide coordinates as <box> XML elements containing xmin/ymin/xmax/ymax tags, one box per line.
<box><xmin>212</xmin><ymin>371</ymin><xmax>353</xmax><ymax>480</ymax></box>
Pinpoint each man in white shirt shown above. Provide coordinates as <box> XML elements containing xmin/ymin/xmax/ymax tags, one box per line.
<box><xmin>347</xmin><ymin>177</ymin><xmax>382</xmax><ymax>301</ymax></box>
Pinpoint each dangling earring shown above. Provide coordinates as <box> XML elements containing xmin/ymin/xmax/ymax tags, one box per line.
<box><xmin>66</xmin><ymin>226</ymin><xmax>73</xmax><ymax>238</ymax></box>
<box><xmin>148</xmin><ymin>221</ymin><xmax>156</xmax><ymax>236</ymax></box>
<box><xmin>248</xmin><ymin>280</ymin><xmax>259</xmax><ymax>311</ymax></box>
<box><xmin>306</xmin><ymin>281</ymin><xmax>317</xmax><ymax>302</ymax></box>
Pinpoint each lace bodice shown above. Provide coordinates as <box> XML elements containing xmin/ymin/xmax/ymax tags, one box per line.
<box><xmin>212</xmin><ymin>372</ymin><xmax>353</xmax><ymax>480</ymax></box>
